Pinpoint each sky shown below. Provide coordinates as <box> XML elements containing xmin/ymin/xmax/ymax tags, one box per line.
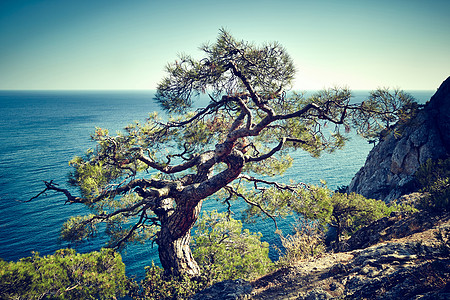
<box><xmin>0</xmin><ymin>0</ymin><xmax>449</xmax><ymax>91</ymax></box>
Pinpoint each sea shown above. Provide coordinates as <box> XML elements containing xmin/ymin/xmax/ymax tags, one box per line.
<box><xmin>0</xmin><ymin>90</ymin><xmax>434</xmax><ymax>279</ymax></box>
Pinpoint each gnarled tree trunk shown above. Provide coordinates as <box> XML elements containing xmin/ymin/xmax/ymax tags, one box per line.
<box><xmin>155</xmin><ymin>149</ymin><xmax>245</xmax><ymax>277</ymax></box>
<box><xmin>155</xmin><ymin>196</ymin><xmax>204</xmax><ymax>277</ymax></box>
<box><xmin>157</xmin><ymin>227</ymin><xmax>200</xmax><ymax>277</ymax></box>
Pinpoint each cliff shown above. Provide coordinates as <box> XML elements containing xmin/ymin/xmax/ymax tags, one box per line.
<box><xmin>348</xmin><ymin>77</ymin><xmax>450</xmax><ymax>202</ymax></box>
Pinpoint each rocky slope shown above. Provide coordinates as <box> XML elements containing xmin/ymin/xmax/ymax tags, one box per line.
<box><xmin>348</xmin><ymin>77</ymin><xmax>450</xmax><ymax>202</ymax></box>
<box><xmin>192</xmin><ymin>209</ymin><xmax>450</xmax><ymax>300</ymax></box>
<box><xmin>251</xmin><ymin>210</ymin><xmax>450</xmax><ymax>300</ymax></box>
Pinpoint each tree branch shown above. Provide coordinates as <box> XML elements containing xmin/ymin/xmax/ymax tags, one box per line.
<box><xmin>245</xmin><ymin>137</ymin><xmax>306</xmax><ymax>163</ymax></box>
<box><xmin>239</xmin><ymin>174</ymin><xmax>306</xmax><ymax>192</ymax></box>
<box><xmin>181</xmin><ymin>149</ymin><xmax>245</xmax><ymax>202</ymax></box>
<box><xmin>235</xmin><ymin>96</ymin><xmax>253</xmax><ymax>130</ymax></box>
<box><xmin>137</xmin><ymin>149</ymin><xmax>215</xmax><ymax>174</ymax></box>
<box><xmin>165</xmin><ymin>97</ymin><xmax>227</xmax><ymax>127</ymax></box>
<box><xmin>114</xmin><ymin>208</ymin><xmax>148</xmax><ymax>250</ymax></box>
<box><xmin>228</xmin><ymin>61</ymin><xmax>274</xmax><ymax>116</ymax></box>
<box><xmin>225</xmin><ymin>185</ymin><xmax>278</xmax><ymax>230</ymax></box>
<box><xmin>24</xmin><ymin>180</ymin><xmax>83</xmax><ymax>203</ymax></box>
<box><xmin>28</xmin><ymin>178</ymin><xmax>177</xmax><ymax>206</ymax></box>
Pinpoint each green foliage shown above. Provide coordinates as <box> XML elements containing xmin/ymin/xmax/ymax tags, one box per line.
<box><xmin>155</xmin><ymin>28</ymin><xmax>296</xmax><ymax>114</ymax></box>
<box><xmin>60</xmin><ymin>214</ymin><xmax>99</xmax><ymax>243</ymax></box>
<box><xmin>240</xmin><ymin>183</ymin><xmax>303</xmax><ymax>222</ymax></box>
<box><xmin>193</xmin><ymin>211</ymin><xmax>273</xmax><ymax>282</ymax></box>
<box><xmin>0</xmin><ymin>248</ymin><xmax>128</xmax><ymax>300</ymax></box>
<box><xmin>243</xmin><ymin>152</ymin><xmax>294</xmax><ymax>177</ymax></box>
<box><xmin>132</xmin><ymin>262</ymin><xmax>208</xmax><ymax>300</ymax></box>
<box><xmin>415</xmin><ymin>157</ymin><xmax>450</xmax><ymax>211</ymax></box>
<box><xmin>268</xmin><ymin>88</ymin><xmax>355</xmax><ymax>157</ymax></box>
<box><xmin>68</xmin><ymin>156</ymin><xmax>121</xmax><ymax>200</ymax></box>
<box><xmin>292</xmin><ymin>185</ymin><xmax>396</xmax><ymax>249</ymax></box>
<box><xmin>276</xmin><ymin>221</ymin><xmax>326</xmax><ymax>266</ymax></box>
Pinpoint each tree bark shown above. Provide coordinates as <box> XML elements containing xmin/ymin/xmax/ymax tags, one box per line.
<box><xmin>157</xmin><ymin>226</ymin><xmax>201</xmax><ymax>277</ymax></box>
<box><xmin>155</xmin><ymin>196</ymin><xmax>204</xmax><ymax>277</ymax></box>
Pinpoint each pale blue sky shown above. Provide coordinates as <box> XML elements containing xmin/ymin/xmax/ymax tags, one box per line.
<box><xmin>0</xmin><ymin>0</ymin><xmax>448</xmax><ymax>90</ymax></box>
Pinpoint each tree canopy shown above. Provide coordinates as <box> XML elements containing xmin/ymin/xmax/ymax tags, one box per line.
<box><xmin>32</xmin><ymin>29</ymin><xmax>416</xmax><ymax>276</ymax></box>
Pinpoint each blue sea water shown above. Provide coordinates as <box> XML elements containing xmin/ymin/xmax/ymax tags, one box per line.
<box><xmin>0</xmin><ymin>90</ymin><xmax>434</xmax><ymax>278</ymax></box>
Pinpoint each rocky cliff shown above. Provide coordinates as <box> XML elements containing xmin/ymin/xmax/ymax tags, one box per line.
<box><xmin>348</xmin><ymin>77</ymin><xmax>450</xmax><ymax>202</ymax></box>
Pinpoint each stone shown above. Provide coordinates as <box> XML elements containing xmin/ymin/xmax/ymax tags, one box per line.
<box><xmin>302</xmin><ymin>289</ymin><xmax>333</xmax><ymax>300</ymax></box>
<box><xmin>251</xmin><ymin>212</ymin><xmax>450</xmax><ymax>300</ymax></box>
<box><xmin>190</xmin><ymin>279</ymin><xmax>252</xmax><ymax>300</ymax></box>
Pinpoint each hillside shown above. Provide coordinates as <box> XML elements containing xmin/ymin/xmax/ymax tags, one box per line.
<box><xmin>250</xmin><ymin>209</ymin><xmax>450</xmax><ymax>299</ymax></box>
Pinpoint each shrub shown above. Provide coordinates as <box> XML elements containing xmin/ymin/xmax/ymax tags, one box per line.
<box><xmin>415</xmin><ymin>157</ymin><xmax>450</xmax><ymax>211</ymax></box>
<box><xmin>132</xmin><ymin>262</ymin><xmax>208</xmax><ymax>300</ymax></box>
<box><xmin>192</xmin><ymin>211</ymin><xmax>273</xmax><ymax>283</ymax></box>
<box><xmin>292</xmin><ymin>185</ymin><xmax>406</xmax><ymax>250</ymax></box>
<box><xmin>0</xmin><ymin>248</ymin><xmax>128</xmax><ymax>300</ymax></box>
<box><xmin>276</xmin><ymin>221</ymin><xmax>326</xmax><ymax>266</ymax></box>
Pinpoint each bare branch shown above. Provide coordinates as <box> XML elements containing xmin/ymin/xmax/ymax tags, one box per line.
<box><xmin>137</xmin><ymin>148</ymin><xmax>215</xmax><ymax>174</ymax></box>
<box><xmin>228</xmin><ymin>110</ymin><xmax>246</xmax><ymax>133</ymax></box>
<box><xmin>239</xmin><ymin>174</ymin><xmax>306</xmax><ymax>192</ymax></box>
<box><xmin>275</xmin><ymin>102</ymin><xmax>320</xmax><ymax>121</ymax></box>
<box><xmin>245</xmin><ymin>137</ymin><xmax>306</xmax><ymax>163</ymax></box>
<box><xmin>25</xmin><ymin>180</ymin><xmax>83</xmax><ymax>203</ymax></box>
<box><xmin>235</xmin><ymin>96</ymin><xmax>253</xmax><ymax>130</ymax></box>
<box><xmin>114</xmin><ymin>208</ymin><xmax>147</xmax><ymax>250</ymax></box>
<box><xmin>228</xmin><ymin>61</ymin><xmax>274</xmax><ymax>116</ymax></box>
<box><xmin>28</xmin><ymin>177</ymin><xmax>178</xmax><ymax>206</ymax></box>
<box><xmin>225</xmin><ymin>185</ymin><xmax>278</xmax><ymax>230</ymax></box>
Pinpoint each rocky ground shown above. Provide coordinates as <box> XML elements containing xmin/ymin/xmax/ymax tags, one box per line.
<box><xmin>250</xmin><ymin>210</ymin><xmax>450</xmax><ymax>300</ymax></box>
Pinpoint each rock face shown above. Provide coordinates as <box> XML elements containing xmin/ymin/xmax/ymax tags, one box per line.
<box><xmin>348</xmin><ymin>77</ymin><xmax>450</xmax><ymax>202</ymax></box>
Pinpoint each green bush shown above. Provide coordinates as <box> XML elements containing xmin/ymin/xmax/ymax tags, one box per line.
<box><xmin>292</xmin><ymin>185</ymin><xmax>410</xmax><ymax>250</ymax></box>
<box><xmin>193</xmin><ymin>211</ymin><xmax>273</xmax><ymax>283</ymax></box>
<box><xmin>0</xmin><ymin>248</ymin><xmax>128</xmax><ymax>300</ymax></box>
<box><xmin>132</xmin><ymin>262</ymin><xmax>208</xmax><ymax>300</ymax></box>
<box><xmin>415</xmin><ymin>157</ymin><xmax>450</xmax><ymax>211</ymax></box>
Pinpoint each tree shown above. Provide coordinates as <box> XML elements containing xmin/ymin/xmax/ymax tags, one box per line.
<box><xmin>134</xmin><ymin>211</ymin><xmax>272</xmax><ymax>300</ymax></box>
<box><xmin>354</xmin><ymin>88</ymin><xmax>418</xmax><ymax>143</ymax></box>
<box><xmin>31</xmin><ymin>29</ymin><xmax>414</xmax><ymax>277</ymax></box>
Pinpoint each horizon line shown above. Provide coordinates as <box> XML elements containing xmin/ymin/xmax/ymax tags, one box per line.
<box><xmin>0</xmin><ymin>88</ymin><xmax>437</xmax><ymax>92</ymax></box>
